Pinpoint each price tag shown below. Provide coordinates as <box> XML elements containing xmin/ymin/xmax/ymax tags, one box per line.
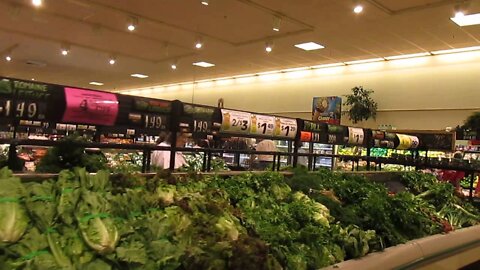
<box><xmin>300</xmin><ymin>131</ymin><xmax>312</xmax><ymax>142</ymax></box>
<box><xmin>348</xmin><ymin>127</ymin><xmax>365</xmax><ymax>145</ymax></box>
<box><xmin>144</xmin><ymin>114</ymin><xmax>167</xmax><ymax>130</ymax></box>
<box><xmin>274</xmin><ymin>117</ymin><xmax>297</xmax><ymax>138</ymax></box>
<box><xmin>303</xmin><ymin>121</ymin><xmax>323</xmax><ymax>133</ymax></box>
<box><xmin>193</xmin><ymin>120</ymin><xmax>210</xmax><ymax>133</ymax></box>
<box><xmin>311</xmin><ymin>132</ymin><xmax>321</xmax><ymax>143</ymax></box>
<box><xmin>396</xmin><ymin>134</ymin><xmax>419</xmax><ymax>150</ymax></box>
<box><xmin>62</xmin><ymin>88</ymin><xmax>118</xmax><ymax>126</ymax></box>
<box><xmin>15</xmin><ymin>100</ymin><xmax>46</xmax><ymax>120</ymax></box>
<box><xmin>220</xmin><ymin>109</ymin><xmax>251</xmax><ymax>134</ymax></box>
<box><xmin>251</xmin><ymin>114</ymin><xmax>275</xmax><ymax>136</ymax></box>
<box><xmin>0</xmin><ymin>99</ymin><xmax>12</xmax><ymax>117</ymax></box>
<box><xmin>396</xmin><ymin>134</ymin><xmax>413</xmax><ymax>150</ymax></box>
<box><xmin>372</xmin><ymin>130</ymin><xmax>385</xmax><ymax>140</ymax></box>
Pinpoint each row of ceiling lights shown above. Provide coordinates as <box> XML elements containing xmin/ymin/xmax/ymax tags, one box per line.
<box><xmin>127</xmin><ymin>45</ymin><xmax>480</xmax><ymax>91</ymax></box>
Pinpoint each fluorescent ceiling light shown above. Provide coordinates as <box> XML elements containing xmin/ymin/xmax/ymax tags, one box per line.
<box><xmin>354</xmin><ymin>5</ymin><xmax>363</xmax><ymax>14</ymax></box>
<box><xmin>281</xmin><ymin>67</ymin><xmax>310</xmax><ymax>72</ymax></box>
<box><xmin>345</xmin><ymin>58</ymin><xmax>385</xmax><ymax>65</ymax></box>
<box><xmin>294</xmin><ymin>42</ymin><xmax>325</xmax><ymax>51</ymax></box>
<box><xmin>431</xmin><ymin>46</ymin><xmax>480</xmax><ymax>55</ymax></box>
<box><xmin>201</xmin><ymin>0</ymin><xmax>209</xmax><ymax>6</ymax></box>
<box><xmin>192</xmin><ymin>61</ymin><xmax>215</xmax><ymax>68</ymax></box>
<box><xmin>32</xmin><ymin>0</ymin><xmax>42</xmax><ymax>7</ymax></box>
<box><xmin>89</xmin><ymin>82</ymin><xmax>104</xmax><ymax>86</ymax></box>
<box><xmin>385</xmin><ymin>52</ymin><xmax>431</xmax><ymax>60</ymax></box>
<box><xmin>311</xmin><ymin>63</ymin><xmax>345</xmax><ymax>69</ymax></box>
<box><xmin>233</xmin><ymin>73</ymin><xmax>255</xmax><ymax>78</ymax></box>
<box><xmin>131</xmin><ymin>73</ymin><xmax>149</xmax><ymax>78</ymax></box>
<box><xmin>451</xmin><ymin>12</ymin><xmax>480</xmax><ymax>26</ymax></box>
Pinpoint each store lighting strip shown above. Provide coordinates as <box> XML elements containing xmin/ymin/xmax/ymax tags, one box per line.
<box><xmin>124</xmin><ymin>45</ymin><xmax>480</xmax><ymax>93</ymax></box>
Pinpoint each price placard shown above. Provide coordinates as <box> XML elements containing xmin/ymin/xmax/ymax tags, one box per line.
<box><xmin>303</xmin><ymin>121</ymin><xmax>323</xmax><ymax>133</ymax></box>
<box><xmin>348</xmin><ymin>127</ymin><xmax>365</xmax><ymax>145</ymax></box>
<box><xmin>192</xmin><ymin>119</ymin><xmax>210</xmax><ymax>133</ymax></box>
<box><xmin>396</xmin><ymin>134</ymin><xmax>419</xmax><ymax>150</ymax></box>
<box><xmin>311</xmin><ymin>132</ymin><xmax>322</xmax><ymax>143</ymax></box>
<box><xmin>62</xmin><ymin>88</ymin><xmax>119</xmax><ymax>126</ymax></box>
<box><xmin>143</xmin><ymin>114</ymin><xmax>168</xmax><ymax>130</ymax></box>
<box><xmin>0</xmin><ymin>98</ymin><xmax>12</xmax><ymax>117</ymax></box>
<box><xmin>251</xmin><ymin>114</ymin><xmax>275</xmax><ymax>136</ymax></box>
<box><xmin>15</xmin><ymin>100</ymin><xmax>47</xmax><ymax>120</ymax></box>
<box><xmin>372</xmin><ymin>130</ymin><xmax>385</xmax><ymax>140</ymax></box>
<box><xmin>220</xmin><ymin>109</ymin><xmax>251</xmax><ymax>134</ymax></box>
<box><xmin>274</xmin><ymin>117</ymin><xmax>297</xmax><ymax>138</ymax></box>
<box><xmin>327</xmin><ymin>133</ymin><xmax>345</xmax><ymax>145</ymax></box>
<box><xmin>134</xmin><ymin>98</ymin><xmax>171</xmax><ymax>113</ymax></box>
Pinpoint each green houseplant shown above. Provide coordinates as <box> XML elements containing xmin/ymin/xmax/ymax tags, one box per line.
<box><xmin>343</xmin><ymin>86</ymin><xmax>378</xmax><ymax>124</ymax></box>
<box><xmin>463</xmin><ymin>112</ymin><xmax>480</xmax><ymax>139</ymax></box>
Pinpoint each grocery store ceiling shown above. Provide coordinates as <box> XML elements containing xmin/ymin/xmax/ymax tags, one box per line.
<box><xmin>1</xmin><ymin>0</ymin><xmax>480</xmax><ymax>91</ymax></box>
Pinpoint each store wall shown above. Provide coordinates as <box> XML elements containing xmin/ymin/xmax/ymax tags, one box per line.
<box><xmin>127</xmin><ymin>50</ymin><xmax>480</xmax><ymax>130</ymax></box>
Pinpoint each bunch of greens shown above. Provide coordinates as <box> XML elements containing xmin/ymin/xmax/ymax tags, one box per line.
<box><xmin>36</xmin><ymin>135</ymin><xmax>107</xmax><ymax>173</ymax></box>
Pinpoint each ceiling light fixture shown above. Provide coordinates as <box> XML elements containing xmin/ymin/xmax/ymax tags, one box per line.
<box><xmin>265</xmin><ymin>41</ymin><xmax>273</xmax><ymax>53</ymax></box>
<box><xmin>195</xmin><ymin>37</ymin><xmax>203</xmax><ymax>49</ymax></box>
<box><xmin>384</xmin><ymin>52</ymin><xmax>431</xmax><ymax>60</ymax></box>
<box><xmin>89</xmin><ymin>82</ymin><xmax>104</xmax><ymax>86</ymax></box>
<box><xmin>431</xmin><ymin>45</ymin><xmax>480</xmax><ymax>55</ymax></box>
<box><xmin>294</xmin><ymin>42</ymin><xmax>325</xmax><ymax>51</ymax></box>
<box><xmin>201</xmin><ymin>0</ymin><xmax>209</xmax><ymax>6</ymax></box>
<box><xmin>193</xmin><ymin>61</ymin><xmax>215</xmax><ymax>68</ymax></box>
<box><xmin>345</xmin><ymin>58</ymin><xmax>385</xmax><ymax>65</ymax></box>
<box><xmin>131</xmin><ymin>73</ymin><xmax>149</xmax><ymax>78</ymax></box>
<box><xmin>32</xmin><ymin>0</ymin><xmax>42</xmax><ymax>7</ymax></box>
<box><xmin>272</xmin><ymin>16</ymin><xmax>282</xmax><ymax>32</ymax></box>
<box><xmin>127</xmin><ymin>16</ymin><xmax>138</xmax><ymax>31</ymax></box>
<box><xmin>353</xmin><ymin>0</ymin><xmax>364</xmax><ymax>14</ymax></box>
<box><xmin>171</xmin><ymin>60</ymin><xmax>178</xmax><ymax>70</ymax></box>
<box><xmin>60</xmin><ymin>44</ymin><xmax>70</xmax><ymax>56</ymax></box>
<box><xmin>5</xmin><ymin>55</ymin><xmax>12</xmax><ymax>62</ymax></box>
<box><xmin>108</xmin><ymin>55</ymin><xmax>116</xmax><ymax>65</ymax></box>
<box><xmin>451</xmin><ymin>12</ymin><xmax>480</xmax><ymax>26</ymax></box>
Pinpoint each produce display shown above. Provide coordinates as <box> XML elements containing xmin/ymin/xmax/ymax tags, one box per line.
<box><xmin>0</xmin><ymin>165</ymin><xmax>479</xmax><ymax>270</ymax></box>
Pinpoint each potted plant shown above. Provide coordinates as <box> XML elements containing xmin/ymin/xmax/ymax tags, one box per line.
<box><xmin>343</xmin><ymin>86</ymin><xmax>378</xmax><ymax>124</ymax></box>
<box><xmin>462</xmin><ymin>112</ymin><xmax>480</xmax><ymax>139</ymax></box>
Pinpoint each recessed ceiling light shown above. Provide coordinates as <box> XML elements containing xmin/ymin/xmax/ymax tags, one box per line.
<box><xmin>451</xmin><ymin>12</ymin><xmax>480</xmax><ymax>26</ymax></box>
<box><xmin>193</xmin><ymin>61</ymin><xmax>215</xmax><ymax>68</ymax></box>
<box><xmin>272</xmin><ymin>16</ymin><xmax>281</xmax><ymax>32</ymax></box>
<box><xmin>31</xmin><ymin>78</ymin><xmax>35</xmax><ymax>81</ymax></box>
<box><xmin>131</xmin><ymin>73</ymin><xmax>149</xmax><ymax>78</ymax></box>
<box><xmin>89</xmin><ymin>81</ymin><xmax>104</xmax><ymax>86</ymax></box>
<box><xmin>384</xmin><ymin>52</ymin><xmax>431</xmax><ymax>60</ymax></box>
<box><xmin>61</xmin><ymin>44</ymin><xmax>70</xmax><ymax>56</ymax></box>
<box><xmin>354</xmin><ymin>4</ymin><xmax>363</xmax><ymax>14</ymax></box>
<box><xmin>265</xmin><ymin>41</ymin><xmax>273</xmax><ymax>53</ymax></box>
<box><xmin>127</xmin><ymin>17</ymin><xmax>138</xmax><ymax>31</ymax></box>
<box><xmin>109</xmin><ymin>56</ymin><xmax>116</xmax><ymax>65</ymax></box>
<box><xmin>32</xmin><ymin>0</ymin><xmax>42</xmax><ymax>7</ymax></box>
<box><xmin>294</xmin><ymin>42</ymin><xmax>325</xmax><ymax>51</ymax></box>
<box><xmin>345</xmin><ymin>58</ymin><xmax>385</xmax><ymax>65</ymax></box>
<box><xmin>195</xmin><ymin>38</ymin><xmax>203</xmax><ymax>49</ymax></box>
<box><xmin>5</xmin><ymin>55</ymin><xmax>12</xmax><ymax>62</ymax></box>
<box><xmin>171</xmin><ymin>63</ymin><xmax>177</xmax><ymax>70</ymax></box>
<box><xmin>431</xmin><ymin>46</ymin><xmax>480</xmax><ymax>55</ymax></box>
<box><xmin>201</xmin><ymin>0</ymin><xmax>209</xmax><ymax>6</ymax></box>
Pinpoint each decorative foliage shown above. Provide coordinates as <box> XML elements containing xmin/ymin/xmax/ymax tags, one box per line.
<box><xmin>343</xmin><ymin>86</ymin><xmax>378</xmax><ymax>124</ymax></box>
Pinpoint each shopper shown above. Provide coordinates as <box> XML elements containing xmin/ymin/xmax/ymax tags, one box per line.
<box><xmin>151</xmin><ymin>132</ymin><xmax>188</xmax><ymax>169</ymax></box>
<box><xmin>253</xmin><ymin>139</ymin><xmax>278</xmax><ymax>170</ymax></box>
<box><xmin>439</xmin><ymin>151</ymin><xmax>465</xmax><ymax>194</ymax></box>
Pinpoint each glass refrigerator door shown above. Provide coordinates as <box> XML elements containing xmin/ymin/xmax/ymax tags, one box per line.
<box><xmin>312</xmin><ymin>143</ymin><xmax>334</xmax><ymax>169</ymax></box>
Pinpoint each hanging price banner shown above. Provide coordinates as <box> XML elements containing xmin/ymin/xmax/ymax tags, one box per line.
<box><xmin>251</xmin><ymin>114</ymin><xmax>275</xmax><ymax>136</ymax></box>
<box><xmin>348</xmin><ymin>127</ymin><xmax>365</xmax><ymax>145</ymax></box>
<box><xmin>274</xmin><ymin>117</ymin><xmax>297</xmax><ymax>138</ymax></box>
<box><xmin>396</xmin><ymin>134</ymin><xmax>412</xmax><ymax>150</ymax></box>
<box><xmin>143</xmin><ymin>114</ymin><xmax>168</xmax><ymax>130</ymax></box>
<box><xmin>62</xmin><ymin>87</ymin><xmax>119</xmax><ymax>126</ymax></box>
<box><xmin>303</xmin><ymin>121</ymin><xmax>324</xmax><ymax>133</ymax></box>
<box><xmin>220</xmin><ymin>109</ymin><xmax>251</xmax><ymax>134</ymax></box>
<box><xmin>396</xmin><ymin>134</ymin><xmax>419</xmax><ymax>150</ymax></box>
<box><xmin>192</xmin><ymin>119</ymin><xmax>210</xmax><ymax>133</ymax></box>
